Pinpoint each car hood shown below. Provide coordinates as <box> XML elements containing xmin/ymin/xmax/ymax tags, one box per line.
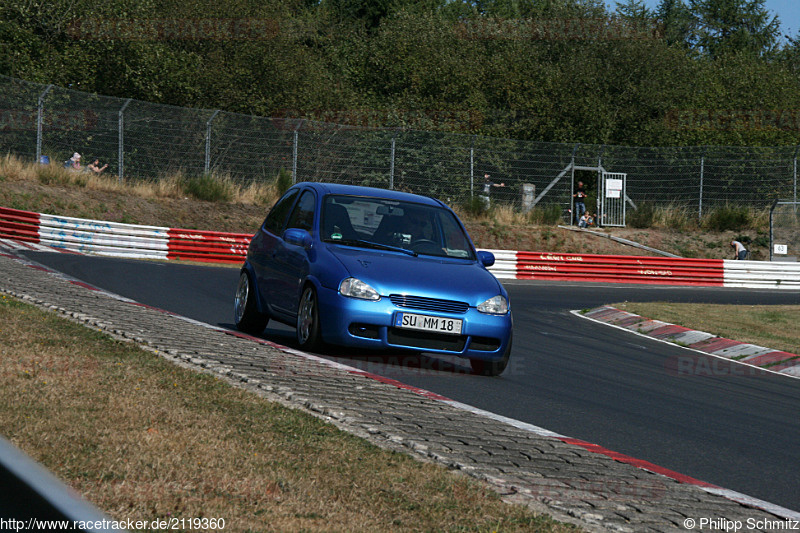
<box><xmin>327</xmin><ymin>246</ymin><xmax>505</xmax><ymax>305</ymax></box>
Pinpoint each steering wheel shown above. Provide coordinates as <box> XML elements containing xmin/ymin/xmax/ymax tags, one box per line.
<box><xmin>410</xmin><ymin>239</ymin><xmax>439</xmax><ymax>253</ymax></box>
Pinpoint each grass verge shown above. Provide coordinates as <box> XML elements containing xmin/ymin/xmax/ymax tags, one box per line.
<box><xmin>611</xmin><ymin>301</ymin><xmax>800</xmax><ymax>356</ymax></box>
<box><xmin>0</xmin><ymin>294</ymin><xmax>573</xmax><ymax>532</ymax></box>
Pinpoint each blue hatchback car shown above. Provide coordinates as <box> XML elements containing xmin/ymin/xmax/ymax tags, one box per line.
<box><xmin>234</xmin><ymin>182</ymin><xmax>513</xmax><ymax>376</ymax></box>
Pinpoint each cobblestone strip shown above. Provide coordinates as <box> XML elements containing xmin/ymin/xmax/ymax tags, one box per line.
<box><xmin>0</xmin><ymin>252</ymin><xmax>795</xmax><ymax>532</ymax></box>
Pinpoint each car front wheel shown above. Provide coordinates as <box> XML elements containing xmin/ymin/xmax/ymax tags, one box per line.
<box><xmin>234</xmin><ymin>271</ymin><xmax>268</xmax><ymax>335</ymax></box>
<box><xmin>297</xmin><ymin>285</ymin><xmax>323</xmax><ymax>351</ymax></box>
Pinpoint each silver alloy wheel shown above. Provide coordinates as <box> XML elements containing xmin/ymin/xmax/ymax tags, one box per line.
<box><xmin>234</xmin><ymin>272</ymin><xmax>249</xmax><ymax>325</ymax></box>
<box><xmin>297</xmin><ymin>287</ymin><xmax>315</xmax><ymax>345</ymax></box>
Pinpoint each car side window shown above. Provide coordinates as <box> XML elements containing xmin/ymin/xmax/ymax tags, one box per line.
<box><xmin>286</xmin><ymin>191</ymin><xmax>316</xmax><ymax>233</ymax></box>
<box><xmin>439</xmin><ymin>211</ymin><xmax>473</xmax><ymax>258</ymax></box>
<box><xmin>263</xmin><ymin>190</ymin><xmax>299</xmax><ymax>235</ymax></box>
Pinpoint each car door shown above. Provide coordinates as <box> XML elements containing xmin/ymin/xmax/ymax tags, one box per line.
<box><xmin>269</xmin><ymin>189</ymin><xmax>316</xmax><ymax>316</ymax></box>
<box><xmin>252</xmin><ymin>189</ymin><xmax>300</xmax><ymax>315</ymax></box>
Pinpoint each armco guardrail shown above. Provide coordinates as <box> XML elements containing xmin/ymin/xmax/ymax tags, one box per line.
<box><xmin>0</xmin><ymin>207</ymin><xmax>248</xmax><ymax>263</ymax></box>
<box><xmin>724</xmin><ymin>261</ymin><xmax>800</xmax><ymax>290</ymax></box>
<box><xmin>488</xmin><ymin>250</ymin><xmax>725</xmax><ymax>286</ymax></box>
<box><xmin>2</xmin><ymin>206</ymin><xmax>799</xmax><ymax>288</ymax></box>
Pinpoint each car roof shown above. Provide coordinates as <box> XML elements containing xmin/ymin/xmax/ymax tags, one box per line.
<box><xmin>295</xmin><ymin>182</ymin><xmax>445</xmax><ymax>208</ymax></box>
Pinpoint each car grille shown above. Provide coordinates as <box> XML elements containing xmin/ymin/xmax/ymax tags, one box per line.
<box><xmin>389</xmin><ymin>294</ymin><xmax>469</xmax><ymax>314</ymax></box>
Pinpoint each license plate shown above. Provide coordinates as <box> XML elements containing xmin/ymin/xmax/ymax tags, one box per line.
<box><xmin>395</xmin><ymin>313</ymin><xmax>463</xmax><ymax>335</ymax></box>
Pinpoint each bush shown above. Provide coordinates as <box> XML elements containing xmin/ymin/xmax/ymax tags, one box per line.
<box><xmin>181</xmin><ymin>173</ymin><xmax>234</xmax><ymax>202</ymax></box>
<box><xmin>276</xmin><ymin>168</ymin><xmax>292</xmax><ymax>195</ymax></box>
<box><xmin>628</xmin><ymin>202</ymin><xmax>655</xmax><ymax>228</ymax></box>
<box><xmin>702</xmin><ymin>206</ymin><xmax>751</xmax><ymax>231</ymax></box>
<box><xmin>461</xmin><ymin>196</ymin><xmax>488</xmax><ymax>217</ymax></box>
<box><xmin>659</xmin><ymin>204</ymin><xmax>696</xmax><ymax>231</ymax></box>
<box><xmin>528</xmin><ymin>204</ymin><xmax>562</xmax><ymax>225</ymax></box>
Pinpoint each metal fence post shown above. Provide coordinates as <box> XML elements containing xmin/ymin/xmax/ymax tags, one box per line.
<box><xmin>597</xmin><ymin>145</ymin><xmax>605</xmax><ymax>221</ymax></box>
<box><xmin>118</xmin><ymin>98</ymin><xmax>132</xmax><ymax>182</ymax></box>
<box><xmin>570</xmin><ymin>144</ymin><xmax>579</xmax><ymax>225</ymax></box>
<box><xmin>469</xmin><ymin>135</ymin><xmax>476</xmax><ymax>199</ymax></box>
<box><xmin>204</xmin><ymin>110</ymin><xmax>220</xmax><ymax>174</ymax></box>
<box><xmin>292</xmin><ymin>120</ymin><xmax>303</xmax><ymax>184</ymax></box>
<box><xmin>769</xmin><ymin>199</ymin><xmax>778</xmax><ymax>261</ymax></box>
<box><xmin>389</xmin><ymin>130</ymin><xmax>397</xmax><ymax>190</ymax></box>
<box><xmin>699</xmin><ymin>154</ymin><xmax>705</xmax><ymax>220</ymax></box>
<box><xmin>793</xmin><ymin>145</ymin><xmax>799</xmax><ymax>209</ymax></box>
<box><xmin>35</xmin><ymin>85</ymin><xmax>53</xmax><ymax>164</ymax></box>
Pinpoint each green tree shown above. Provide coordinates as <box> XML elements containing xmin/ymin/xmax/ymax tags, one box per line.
<box><xmin>615</xmin><ymin>0</ymin><xmax>652</xmax><ymax>19</ymax></box>
<box><xmin>655</xmin><ymin>0</ymin><xmax>693</xmax><ymax>48</ymax></box>
<box><xmin>687</xmin><ymin>0</ymin><xmax>780</xmax><ymax>58</ymax></box>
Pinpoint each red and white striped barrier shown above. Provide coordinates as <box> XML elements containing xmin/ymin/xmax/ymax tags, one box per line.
<box><xmin>0</xmin><ymin>206</ymin><xmax>247</xmax><ymax>264</ymax></box>
<box><xmin>487</xmin><ymin>249</ymin><xmax>726</xmax><ymax>286</ymax></box>
<box><xmin>166</xmin><ymin>228</ymin><xmax>251</xmax><ymax>264</ymax></box>
<box><xmin>2</xmin><ymin>206</ymin><xmax>799</xmax><ymax>287</ymax></box>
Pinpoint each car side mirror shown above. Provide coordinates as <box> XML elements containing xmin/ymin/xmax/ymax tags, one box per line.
<box><xmin>283</xmin><ymin>228</ymin><xmax>312</xmax><ymax>249</ymax></box>
<box><xmin>477</xmin><ymin>250</ymin><xmax>495</xmax><ymax>267</ymax></box>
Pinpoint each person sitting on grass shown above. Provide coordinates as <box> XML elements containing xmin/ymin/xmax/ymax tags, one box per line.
<box><xmin>578</xmin><ymin>212</ymin><xmax>592</xmax><ymax>228</ymax></box>
<box><xmin>88</xmin><ymin>159</ymin><xmax>108</xmax><ymax>175</ymax></box>
<box><xmin>64</xmin><ymin>152</ymin><xmax>82</xmax><ymax>171</ymax></box>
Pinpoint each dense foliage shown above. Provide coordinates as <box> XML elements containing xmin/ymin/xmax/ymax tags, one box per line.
<box><xmin>2</xmin><ymin>0</ymin><xmax>799</xmax><ymax>147</ymax></box>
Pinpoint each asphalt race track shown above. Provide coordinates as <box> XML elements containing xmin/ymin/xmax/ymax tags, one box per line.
<box><xmin>20</xmin><ymin>251</ymin><xmax>800</xmax><ymax>512</ymax></box>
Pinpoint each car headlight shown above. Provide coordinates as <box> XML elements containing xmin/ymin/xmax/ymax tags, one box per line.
<box><xmin>477</xmin><ymin>295</ymin><xmax>509</xmax><ymax>315</ymax></box>
<box><xmin>339</xmin><ymin>277</ymin><xmax>380</xmax><ymax>300</ymax></box>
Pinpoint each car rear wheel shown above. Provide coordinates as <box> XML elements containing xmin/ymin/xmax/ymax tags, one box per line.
<box><xmin>234</xmin><ymin>271</ymin><xmax>268</xmax><ymax>335</ymax></box>
<box><xmin>297</xmin><ymin>285</ymin><xmax>323</xmax><ymax>351</ymax></box>
<box><xmin>470</xmin><ymin>333</ymin><xmax>512</xmax><ymax>377</ymax></box>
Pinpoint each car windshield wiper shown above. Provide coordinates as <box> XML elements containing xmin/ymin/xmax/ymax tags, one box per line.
<box><xmin>326</xmin><ymin>238</ymin><xmax>417</xmax><ymax>257</ymax></box>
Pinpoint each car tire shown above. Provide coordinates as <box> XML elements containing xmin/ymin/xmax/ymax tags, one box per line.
<box><xmin>297</xmin><ymin>285</ymin><xmax>323</xmax><ymax>351</ymax></box>
<box><xmin>470</xmin><ymin>333</ymin><xmax>512</xmax><ymax>377</ymax></box>
<box><xmin>234</xmin><ymin>270</ymin><xmax>268</xmax><ymax>335</ymax></box>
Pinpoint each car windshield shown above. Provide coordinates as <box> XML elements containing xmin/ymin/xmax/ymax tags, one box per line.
<box><xmin>321</xmin><ymin>195</ymin><xmax>476</xmax><ymax>260</ymax></box>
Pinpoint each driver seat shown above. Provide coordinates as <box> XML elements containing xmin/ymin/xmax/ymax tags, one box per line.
<box><xmin>323</xmin><ymin>204</ymin><xmax>358</xmax><ymax>241</ymax></box>
<box><xmin>373</xmin><ymin>215</ymin><xmax>404</xmax><ymax>244</ymax></box>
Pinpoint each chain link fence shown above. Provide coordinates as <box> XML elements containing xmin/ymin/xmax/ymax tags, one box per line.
<box><xmin>2</xmin><ymin>74</ymin><xmax>799</xmax><ymax>216</ymax></box>
<box><xmin>770</xmin><ymin>200</ymin><xmax>800</xmax><ymax>262</ymax></box>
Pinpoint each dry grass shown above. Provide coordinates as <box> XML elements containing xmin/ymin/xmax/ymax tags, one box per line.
<box><xmin>0</xmin><ymin>295</ymin><xmax>574</xmax><ymax>532</ymax></box>
<box><xmin>0</xmin><ymin>154</ymin><xmax>280</xmax><ymax>207</ymax></box>
<box><xmin>0</xmin><ymin>153</ymin><xmax>39</xmax><ymax>181</ymax></box>
<box><xmin>653</xmin><ymin>204</ymin><xmax>698</xmax><ymax>231</ymax></box>
<box><xmin>487</xmin><ymin>204</ymin><xmax>531</xmax><ymax>226</ymax></box>
<box><xmin>612</xmin><ymin>301</ymin><xmax>800</xmax><ymax>357</ymax></box>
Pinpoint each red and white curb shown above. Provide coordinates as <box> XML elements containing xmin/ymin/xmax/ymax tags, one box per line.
<box><xmin>0</xmin><ymin>237</ymin><xmax>79</xmax><ymax>255</ymax></box>
<box><xmin>578</xmin><ymin>306</ymin><xmax>800</xmax><ymax>379</ymax></box>
<box><xmin>1</xmin><ymin>246</ymin><xmax>798</xmax><ymax>522</ymax></box>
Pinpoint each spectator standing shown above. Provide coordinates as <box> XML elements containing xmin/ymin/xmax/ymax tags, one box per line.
<box><xmin>480</xmin><ymin>173</ymin><xmax>505</xmax><ymax>209</ymax></box>
<box><xmin>573</xmin><ymin>180</ymin><xmax>587</xmax><ymax>224</ymax></box>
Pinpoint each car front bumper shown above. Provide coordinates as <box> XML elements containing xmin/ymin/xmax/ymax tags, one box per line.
<box><xmin>316</xmin><ymin>285</ymin><xmax>512</xmax><ymax>361</ymax></box>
